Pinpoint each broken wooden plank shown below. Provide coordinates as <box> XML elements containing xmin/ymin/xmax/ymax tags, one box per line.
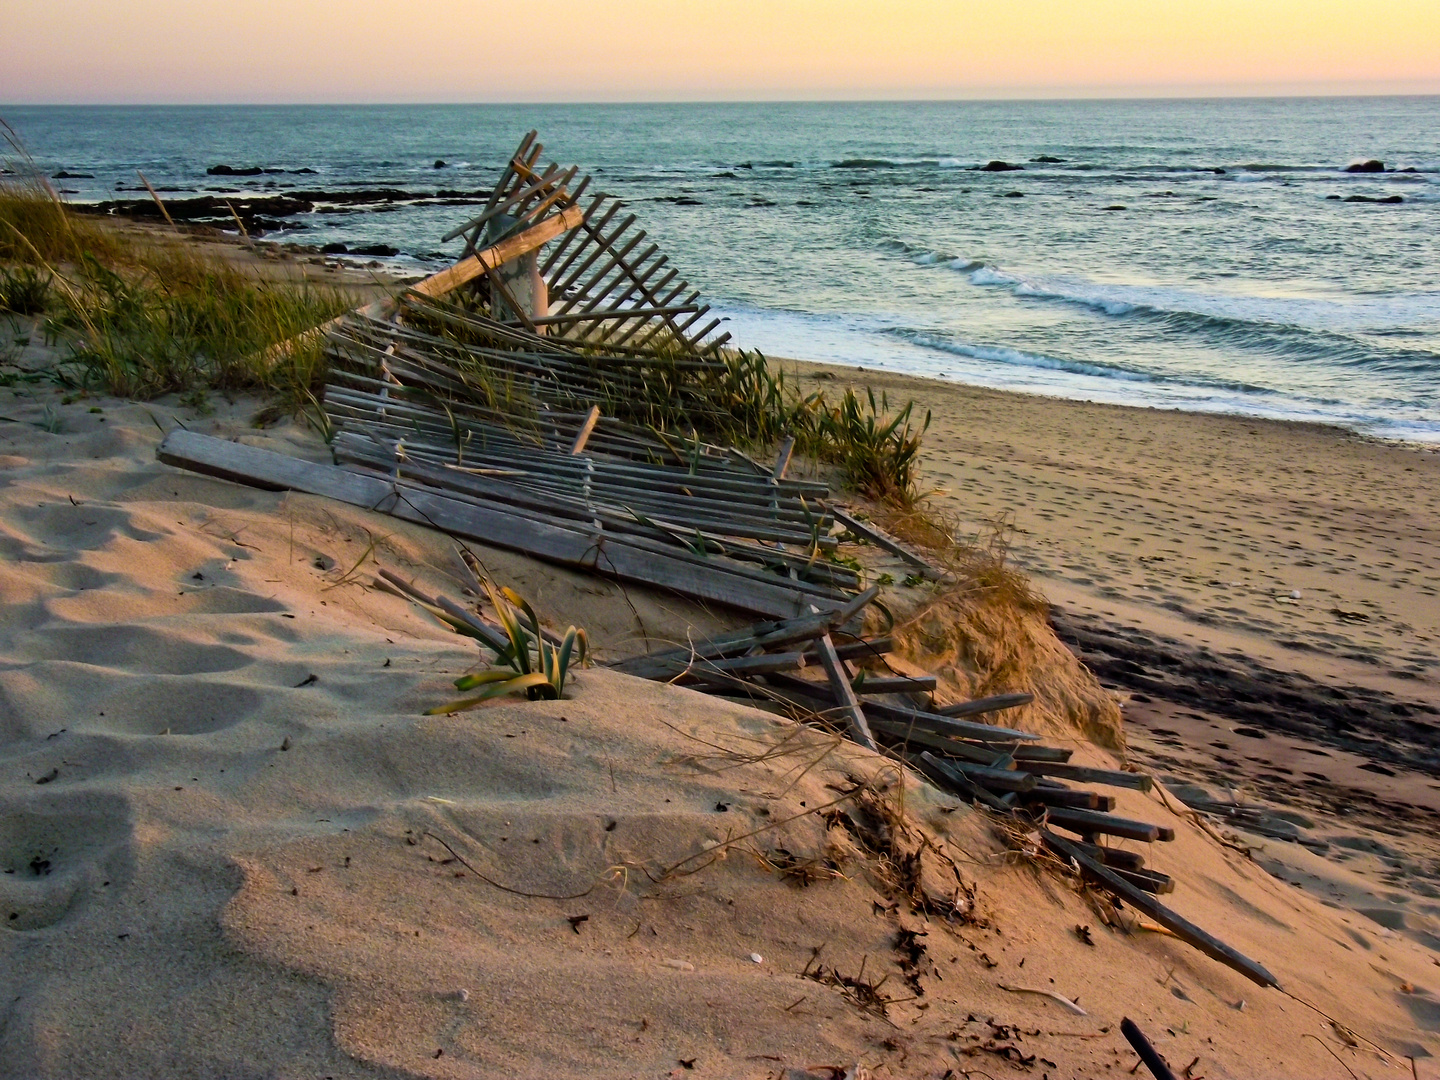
<box><xmin>1021</xmin><ymin>787</ymin><xmax>1113</xmax><ymax>811</ymax></box>
<box><xmin>853</xmin><ymin>674</ymin><xmax>938</xmax><ymax>695</ymax></box>
<box><xmin>1071</xmin><ymin>841</ymin><xmax>1146</xmax><ymax>872</ymax></box>
<box><xmin>854</xmin><ymin>695</ymin><xmax>1040</xmax><ymax>742</ymax></box>
<box><xmin>935</xmin><ymin>692</ymin><xmax>1034</xmax><ymax>718</ymax></box>
<box><xmin>771</xmin><ymin>436</ymin><xmax>795</xmax><ymax>481</ymax></box>
<box><xmin>830</xmin><ymin>506</ymin><xmax>944</xmax><ymax>580</ymax></box>
<box><xmin>1014</xmin><ymin>761</ymin><xmax>1153</xmax><ymax>791</ymax></box>
<box><xmin>608</xmin><ymin>586</ymin><xmax>879</xmax><ymax>678</ymax></box>
<box><xmin>912</xmin><ymin>752</ymin><xmax>1014</xmax><ymax>813</ymax></box>
<box><xmin>1044</xmin><ymin>830</ymin><xmax>1278</xmax><ymax>988</ymax></box>
<box><xmin>1120</xmin><ymin>1017</ymin><xmax>1179</xmax><ymax>1080</ymax></box>
<box><xmin>1044</xmin><ymin>806</ymin><xmax>1174</xmax><ymax>844</ymax></box>
<box><xmin>814</xmin><ymin>632</ymin><xmax>876</xmax><ymax>751</ymax></box>
<box><xmin>937</xmin><ymin>759</ymin><xmax>1038</xmax><ymax>794</ymax></box>
<box><xmin>1111</xmin><ymin>866</ymin><xmax>1175</xmax><ymax>896</ymax></box>
<box><xmin>662</xmin><ymin>636</ymin><xmax>892</xmax><ymax>682</ymax></box>
<box><xmin>868</xmin><ymin>719</ymin><xmax>1007</xmax><ymax>766</ymax></box>
<box><xmin>569</xmin><ymin>405</ymin><xmax>601</xmax><ymax>455</ymax></box>
<box><xmin>415</xmin><ymin>204</ymin><xmax>586</xmax><ymax>299</ymax></box>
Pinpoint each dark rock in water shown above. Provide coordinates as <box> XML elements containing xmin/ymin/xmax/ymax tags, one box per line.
<box><xmin>292</xmin><ymin>167</ymin><xmax>317</xmax><ymax>174</ymax></box>
<box><xmin>1212</xmin><ymin>167</ymin><xmax>1227</xmax><ymax>175</ymax></box>
<box><xmin>1345</xmin><ymin>159</ymin><xmax>1385</xmax><ymax>173</ymax></box>
<box><xmin>1326</xmin><ymin>194</ymin><xmax>1342</xmax><ymax>200</ymax></box>
<box><xmin>1399</xmin><ymin>166</ymin><xmax>1418</xmax><ymax>173</ymax></box>
<box><xmin>1030</xmin><ymin>154</ymin><xmax>1065</xmax><ymax>163</ymax></box>
<box><xmin>52</xmin><ymin>170</ymin><xmax>94</xmax><ymax>179</ymax></box>
<box><xmin>350</xmin><ymin>243</ymin><xmax>399</xmax><ymax>257</ymax></box>
<box><xmin>208</xmin><ymin>165</ymin><xmax>264</xmax><ymax>176</ymax></box>
<box><xmin>1103</xmin><ymin>204</ymin><xmax>1127</xmax><ymax>210</ymax></box>
<box><xmin>320</xmin><ymin>242</ymin><xmax>348</xmax><ymax>254</ymax></box>
<box><xmin>673</xmin><ymin>196</ymin><xmax>703</xmax><ymax>206</ymax></box>
<box><xmin>979</xmin><ymin>160</ymin><xmax>1024</xmax><ymax>172</ymax></box>
<box><xmin>1002</xmin><ymin>190</ymin><xmax>1024</xmax><ymax>198</ymax></box>
<box><xmin>433</xmin><ymin>159</ymin><xmax>446</xmax><ymax>168</ymax></box>
<box><xmin>1345</xmin><ymin>194</ymin><xmax>1404</xmax><ymax>204</ymax></box>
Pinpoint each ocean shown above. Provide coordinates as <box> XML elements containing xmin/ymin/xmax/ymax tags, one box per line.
<box><xmin>5</xmin><ymin>99</ymin><xmax>1438</xmax><ymax>441</ymax></box>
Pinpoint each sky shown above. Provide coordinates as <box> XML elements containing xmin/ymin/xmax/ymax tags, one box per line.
<box><xmin>3</xmin><ymin>0</ymin><xmax>1439</xmax><ymax>104</ymax></box>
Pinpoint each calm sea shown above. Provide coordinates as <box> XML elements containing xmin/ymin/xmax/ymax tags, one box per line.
<box><xmin>6</xmin><ymin>100</ymin><xmax>1439</xmax><ymax>441</ymax></box>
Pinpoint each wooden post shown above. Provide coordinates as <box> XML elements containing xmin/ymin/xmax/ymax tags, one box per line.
<box><xmin>814</xmin><ymin>632</ymin><xmax>877</xmax><ymax>751</ymax></box>
<box><xmin>570</xmin><ymin>406</ymin><xmax>601</xmax><ymax>455</ymax></box>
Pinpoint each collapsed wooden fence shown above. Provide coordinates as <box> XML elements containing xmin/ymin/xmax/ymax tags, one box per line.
<box><xmin>155</xmin><ymin>129</ymin><xmax>1278</xmax><ymax>996</ymax></box>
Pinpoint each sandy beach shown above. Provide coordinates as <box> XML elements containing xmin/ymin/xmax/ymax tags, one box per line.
<box><xmin>2</xmin><ymin>277</ymin><xmax>1438</xmax><ymax>1077</ymax></box>
<box><xmin>792</xmin><ymin>359</ymin><xmax>1440</xmax><ymax>962</ymax></box>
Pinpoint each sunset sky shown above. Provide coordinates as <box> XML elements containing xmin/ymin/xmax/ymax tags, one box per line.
<box><xmin>3</xmin><ymin>0</ymin><xmax>1438</xmax><ymax>104</ymax></box>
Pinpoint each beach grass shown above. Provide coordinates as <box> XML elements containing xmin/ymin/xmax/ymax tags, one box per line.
<box><xmin>2</xmin><ymin>122</ymin><xmax>354</xmax><ymax>411</ymax></box>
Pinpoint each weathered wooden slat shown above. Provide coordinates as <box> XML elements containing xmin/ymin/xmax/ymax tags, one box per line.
<box><xmin>1071</xmin><ymin>840</ymin><xmax>1147</xmax><ymax>872</ymax></box>
<box><xmin>854</xmin><ymin>674</ymin><xmax>938</xmax><ymax>695</ymax></box>
<box><xmin>157</xmin><ymin>431</ymin><xmax>843</xmax><ymax>619</ymax></box>
<box><xmin>660</xmin><ymin>636</ymin><xmax>889</xmax><ymax>682</ymax></box>
<box><xmin>935</xmin><ymin>692</ymin><xmax>1035</xmax><ymax>718</ymax></box>
<box><xmin>831</xmin><ymin>506</ymin><xmax>945</xmax><ymax>580</ymax></box>
<box><xmin>759</xmin><ymin>674</ymin><xmax>1037</xmax><ymax>742</ymax></box>
<box><xmin>447</xmin><ymin>130</ymin><xmax>537</xmax><ymax>246</ymax></box>
<box><xmin>608</xmin><ymin>586</ymin><xmax>879</xmax><ymax>678</ymax></box>
<box><xmin>1112</xmin><ymin>866</ymin><xmax>1175</xmax><ymax>896</ymax></box>
<box><xmin>527</xmin><ymin>303</ymin><xmax>701</xmax><ymax>328</ymax></box>
<box><xmin>939</xmin><ymin>759</ymin><xmax>1038</xmax><ymax>794</ymax></box>
<box><xmin>1010</xmin><ymin>745</ymin><xmax>1075</xmax><ymax>763</ymax></box>
<box><xmin>543</xmin><ymin>196</ymin><xmax>619</xmax><ymax>281</ymax></box>
<box><xmin>1014</xmin><ymin>761</ymin><xmax>1153</xmax><ymax>791</ymax></box>
<box><xmin>551</xmin><ymin>215</ymin><xmax>638</xmax><ymax>298</ymax></box>
<box><xmin>835</xmin><ymin>692</ymin><xmax>1039</xmax><ymax>743</ymax></box>
<box><xmin>1022</xmin><ymin>788</ymin><xmax>1115</xmax><ymax>811</ymax></box>
<box><xmin>814</xmin><ymin>633</ymin><xmax>876</xmax><ymax>751</ymax></box>
<box><xmin>1043</xmin><ymin>830</ymin><xmax>1279</xmax><ymax>988</ymax></box>
<box><xmin>1044</xmin><ymin>806</ymin><xmax>1174</xmax><ymax>844</ymax></box>
<box><xmin>333</xmin><ymin>450</ymin><xmax>849</xmax><ymax>604</ymax></box>
<box><xmin>912</xmin><ymin>752</ymin><xmax>1014</xmax><ymax>813</ymax></box>
<box><xmin>442</xmin><ymin>162</ymin><xmax>568</xmax><ymax>243</ymax></box>
<box><xmin>869</xmin><ymin>720</ymin><xmax>1007</xmax><ymax>766</ymax></box>
<box><xmin>569</xmin><ymin>406</ymin><xmax>601</xmax><ymax>455</ymax></box>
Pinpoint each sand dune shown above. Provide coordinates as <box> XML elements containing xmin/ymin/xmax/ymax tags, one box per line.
<box><xmin>1</xmin><ymin>353</ymin><xmax>1438</xmax><ymax>1075</ymax></box>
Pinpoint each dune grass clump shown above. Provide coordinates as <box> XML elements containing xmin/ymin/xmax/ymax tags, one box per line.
<box><xmin>708</xmin><ymin>350</ymin><xmax>932</xmax><ymax>506</ymax></box>
<box><xmin>814</xmin><ymin>387</ymin><xmax>930</xmax><ymax>505</ymax></box>
<box><xmin>428</xmin><ymin>580</ymin><xmax>589</xmax><ymax>713</ymax></box>
<box><xmin>0</xmin><ymin>265</ymin><xmax>51</xmax><ymax>315</ymax></box>
<box><xmin>43</xmin><ymin>248</ymin><xmax>351</xmax><ymax>404</ymax></box>
<box><xmin>2</xmin><ymin>121</ymin><xmax>353</xmax><ymax>411</ymax></box>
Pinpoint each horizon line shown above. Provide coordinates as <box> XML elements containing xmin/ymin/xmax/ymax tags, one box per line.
<box><xmin>6</xmin><ymin>85</ymin><xmax>1440</xmax><ymax>110</ymax></box>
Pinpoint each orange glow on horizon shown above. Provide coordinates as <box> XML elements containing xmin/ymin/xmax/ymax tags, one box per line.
<box><xmin>2</xmin><ymin>0</ymin><xmax>1438</xmax><ymax>104</ymax></box>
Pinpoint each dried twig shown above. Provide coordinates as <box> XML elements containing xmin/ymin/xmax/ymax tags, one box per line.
<box><xmin>997</xmin><ymin>983</ymin><xmax>1087</xmax><ymax>1015</ymax></box>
